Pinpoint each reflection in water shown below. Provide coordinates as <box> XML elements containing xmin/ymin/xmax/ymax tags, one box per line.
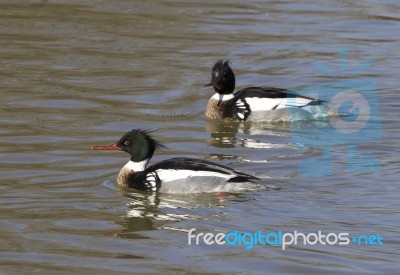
<box><xmin>206</xmin><ymin>118</ymin><xmax>334</xmax><ymax>150</ymax></box>
<box><xmin>206</xmin><ymin>119</ymin><xmax>290</xmax><ymax>149</ymax></box>
<box><xmin>111</xmin><ymin>188</ymin><xmax>231</xmax><ymax>237</ymax></box>
<box><xmin>122</xmin><ymin>188</ymin><xmax>227</xmax><ymax>211</ymax></box>
<box><xmin>111</xmin><ymin>183</ymin><xmax>282</xmax><ymax>246</ymax></box>
<box><xmin>207</xmin><ymin>120</ymin><xmax>239</xmax><ymax>148</ymax></box>
<box><xmin>114</xmin><ymin>185</ymin><xmax>280</xmax><ymax>234</ymax></box>
<box><xmin>117</xmin><ymin>187</ymin><xmax>227</xmax><ymax>227</ymax></box>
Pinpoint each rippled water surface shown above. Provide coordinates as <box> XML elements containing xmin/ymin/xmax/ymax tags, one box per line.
<box><xmin>1</xmin><ymin>0</ymin><xmax>399</xmax><ymax>273</ymax></box>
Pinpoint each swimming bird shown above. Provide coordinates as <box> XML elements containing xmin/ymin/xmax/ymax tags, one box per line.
<box><xmin>204</xmin><ymin>60</ymin><xmax>334</xmax><ymax>121</ymax></box>
<box><xmin>92</xmin><ymin>129</ymin><xmax>261</xmax><ymax>193</ymax></box>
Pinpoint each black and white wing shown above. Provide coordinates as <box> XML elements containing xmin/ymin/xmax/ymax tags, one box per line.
<box><xmin>127</xmin><ymin>171</ymin><xmax>161</xmax><ymax>191</ymax></box>
<box><xmin>222</xmin><ymin>97</ymin><xmax>251</xmax><ymax>121</ymax></box>
<box><xmin>145</xmin><ymin>157</ymin><xmax>259</xmax><ymax>186</ymax></box>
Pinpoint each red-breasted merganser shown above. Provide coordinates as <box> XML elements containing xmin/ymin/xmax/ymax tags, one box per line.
<box><xmin>204</xmin><ymin>60</ymin><xmax>335</xmax><ymax>121</ymax></box>
<box><xmin>92</xmin><ymin>129</ymin><xmax>261</xmax><ymax>193</ymax></box>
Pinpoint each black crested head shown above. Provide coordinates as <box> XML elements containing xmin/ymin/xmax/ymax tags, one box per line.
<box><xmin>116</xmin><ymin>129</ymin><xmax>166</xmax><ymax>162</ymax></box>
<box><xmin>204</xmin><ymin>59</ymin><xmax>236</xmax><ymax>94</ymax></box>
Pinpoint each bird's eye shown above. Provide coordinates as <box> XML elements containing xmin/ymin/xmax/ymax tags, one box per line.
<box><xmin>124</xmin><ymin>140</ymin><xmax>130</xmax><ymax>145</ymax></box>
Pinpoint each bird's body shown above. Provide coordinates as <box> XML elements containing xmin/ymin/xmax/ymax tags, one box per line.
<box><xmin>92</xmin><ymin>129</ymin><xmax>261</xmax><ymax>193</ymax></box>
<box><xmin>204</xmin><ymin>60</ymin><xmax>336</xmax><ymax>121</ymax></box>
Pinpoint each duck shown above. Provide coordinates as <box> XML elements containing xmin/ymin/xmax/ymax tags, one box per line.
<box><xmin>91</xmin><ymin>129</ymin><xmax>262</xmax><ymax>193</ymax></box>
<box><xmin>204</xmin><ymin>60</ymin><xmax>335</xmax><ymax>121</ymax></box>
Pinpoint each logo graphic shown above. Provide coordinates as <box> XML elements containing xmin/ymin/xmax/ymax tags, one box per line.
<box><xmin>187</xmin><ymin>228</ymin><xmax>384</xmax><ymax>250</ymax></box>
<box><xmin>289</xmin><ymin>49</ymin><xmax>381</xmax><ymax>177</ymax></box>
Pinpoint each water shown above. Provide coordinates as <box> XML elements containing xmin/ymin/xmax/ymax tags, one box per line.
<box><xmin>1</xmin><ymin>0</ymin><xmax>399</xmax><ymax>273</ymax></box>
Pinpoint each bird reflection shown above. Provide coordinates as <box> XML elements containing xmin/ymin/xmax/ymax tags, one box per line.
<box><xmin>111</xmin><ymin>187</ymin><xmax>236</xmax><ymax>237</ymax></box>
<box><xmin>206</xmin><ymin>120</ymin><xmax>240</xmax><ymax>148</ymax></box>
<box><xmin>205</xmin><ymin>118</ymin><xmax>332</xmax><ymax>150</ymax></box>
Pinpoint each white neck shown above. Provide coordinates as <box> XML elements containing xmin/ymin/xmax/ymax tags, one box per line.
<box><xmin>211</xmin><ymin>93</ymin><xmax>234</xmax><ymax>102</ymax></box>
<box><xmin>123</xmin><ymin>159</ymin><xmax>149</xmax><ymax>172</ymax></box>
